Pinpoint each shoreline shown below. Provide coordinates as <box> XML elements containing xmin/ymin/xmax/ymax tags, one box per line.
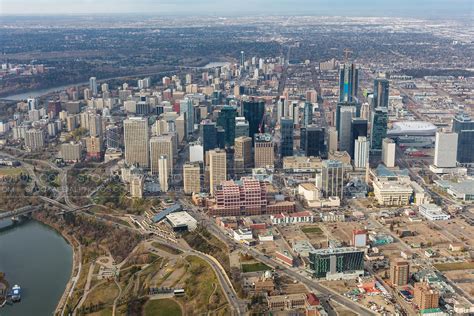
<box><xmin>32</xmin><ymin>216</ymin><xmax>80</xmax><ymax>316</ymax></box>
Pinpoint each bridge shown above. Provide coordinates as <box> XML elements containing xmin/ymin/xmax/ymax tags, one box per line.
<box><xmin>0</xmin><ymin>205</ymin><xmax>41</xmax><ymax>221</ymax></box>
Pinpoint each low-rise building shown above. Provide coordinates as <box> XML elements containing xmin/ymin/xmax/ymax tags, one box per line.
<box><xmin>166</xmin><ymin>211</ymin><xmax>197</xmax><ymax>231</ymax></box>
<box><xmin>271</xmin><ymin>211</ymin><xmax>314</xmax><ymax>225</ymax></box>
<box><xmin>418</xmin><ymin>204</ymin><xmax>450</xmax><ymax>221</ymax></box>
<box><xmin>233</xmin><ymin>228</ymin><xmax>253</xmax><ymax>242</ymax></box>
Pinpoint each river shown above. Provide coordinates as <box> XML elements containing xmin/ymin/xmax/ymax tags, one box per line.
<box><xmin>0</xmin><ymin>219</ymin><xmax>73</xmax><ymax>316</ymax></box>
<box><xmin>1</xmin><ymin>83</ymin><xmax>87</xmax><ymax>101</ymax></box>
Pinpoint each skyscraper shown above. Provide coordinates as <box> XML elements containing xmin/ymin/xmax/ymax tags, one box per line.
<box><xmin>373</xmin><ymin>78</ymin><xmax>390</xmax><ymax>109</ymax></box>
<box><xmin>124</xmin><ymin>117</ymin><xmax>149</xmax><ymax>168</ymax></box>
<box><xmin>382</xmin><ymin>138</ymin><xmax>396</xmax><ymax>167</ymax></box>
<box><xmin>338</xmin><ymin>106</ymin><xmax>356</xmax><ymax>153</ymax></box>
<box><xmin>280</xmin><ymin>118</ymin><xmax>294</xmax><ymax>157</ymax></box>
<box><xmin>150</xmin><ymin>135</ymin><xmax>174</xmax><ymax>175</ymax></box>
<box><xmin>302</xmin><ymin>126</ymin><xmax>325</xmax><ymax>157</ymax></box>
<box><xmin>452</xmin><ymin>114</ymin><xmax>474</xmax><ymax>164</ymax></box>
<box><xmin>370</xmin><ymin>107</ymin><xmax>388</xmax><ymax>153</ymax></box>
<box><xmin>354</xmin><ymin>136</ymin><xmax>369</xmax><ymax>169</ymax></box>
<box><xmin>321</xmin><ymin>160</ymin><xmax>344</xmax><ymax>199</ymax></box>
<box><xmin>339</xmin><ymin>63</ymin><xmax>359</xmax><ymax>103</ymax></box>
<box><xmin>303</xmin><ymin>102</ymin><xmax>313</xmax><ymax>127</ymax></box>
<box><xmin>179</xmin><ymin>97</ymin><xmax>194</xmax><ymax>138</ymax></box>
<box><xmin>433</xmin><ymin>131</ymin><xmax>458</xmax><ymax>168</ymax></box>
<box><xmin>243</xmin><ymin>99</ymin><xmax>265</xmax><ymax>141</ymax></box>
<box><xmin>183</xmin><ymin>162</ymin><xmax>201</xmax><ymax>194</ymax></box>
<box><xmin>235</xmin><ymin>117</ymin><xmax>250</xmax><ymax>138</ymax></box>
<box><xmin>208</xmin><ymin>149</ymin><xmax>227</xmax><ymax>196</ymax></box>
<box><xmin>234</xmin><ymin>136</ymin><xmax>253</xmax><ymax>172</ymax></box>
<box><xmin>350</xmin><ymin>118</ymin><xmax>368</xmax><ymax>158</ymax></box>
<box><xmin>217</xmin><ymin>105</ymin><xmax>237</xmax><ymax>146</ymax></box>
<box><xmin>200</xmin><ymin>120</ymin><xmax>217</xmax><ymax>153</ymax></box>
<box><xmin>158</xmin><ymin>155</ymin><xmax>169</xmax><ymax>192</ymax></box>
<box><xmin>89</xmin><ymin>76</ymin><xmax>98</xmax><ymax>96</ymax></box>
<box><xmin>254</xmin><ymin>133</ymin><xmax>274</xmax><ymax>168</ymax></box>
<box><xmin>105</xmin><ymin>125</ymin><xmax>121</xmax><ymax>149</ymax></box>
<box><xmin>328</xmin><ymin>127</ymin><xmax>338</xmax><ymax>153</ymax></box>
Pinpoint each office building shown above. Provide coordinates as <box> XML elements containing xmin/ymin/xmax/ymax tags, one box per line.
<box><xmin>301</xmin><ymin>126</ymin><xmax>325</xmax><ymax>157</ymax></box>
<box><xmin>254</xmin><ymin>133</ymin><xmax>274</xmax><ymax>168</ymax></box>
<box><xmin>242</xmin><ymin>99</ymin><xmax>265</xmax><ymax>141</ymax></box>
<box><xmin>235</xmin><ymin>117</ymin><xmax>249</xmax><ymax>138</ymax></box>
<box><xmin>339</xmin><ymin>63</ymin><xmax>359</xmax><ymax>103</ymax></box>
<box><xmin>217</xmin><ymin>105</ymin><xmax>237</xmax><ymax>146</ymax></box>
<box><xmin>61</xmin><ymin>142</ymin><xmax>82</xmax><ymax>162</ymax></box>
<box><xmin>89</xmin><ymin>76</ymin><xmax>98</xmax><ymax>96</ymax></box>
<box><xmin>433</xmin><ymin>132</ymin><xmax>458</xmax><ymax>168</ymax></box>
<box><xmin>390</xmin><ymin>259</ymin><xmax>410</xmax><ymax>286</ymax></box>
<box><xmin>328</xmin><ymin>127</ymin><xmax>338</xmax><ymax>152</ymax></box>
<box><xmin>183</xmin><ymin>163</ymin><xmax>201</xmax><ymax>194</ymax></box>
<box><xmin>414</xmin><ymin>283</ymin><xmax>439</xmax><ymax>310</ymax></box>
<box><xmin>208</xmin><ymin>149</ymin><xmax>227</xmax><ymax>196</ymax></box>
<box><xmin>337</xmin><ymin>105</ymin><xmax>356</xmax><ymax>153</ymax></box>
<box><xmin>179</xmin><ymin>98</ymin><xmax>194</xmax><ymax>137</ymax></box>
<box><xmin>234</xmin><ymin>136</ymin><xmax>253</xmax><ymax>172</ymax></box>
<box><xmin>280</xmin><ymin>118</ymin><xmax>294</xmax><ymax>157</ymax></box>
<box><xmin>106</xmin><ymin>125</ymin><xmax>121</xmax><ymax>149</ymax></box>
<box><xmin>321</xmin><ymin>160</ymin><xmax>344</xmax><ymax>199</ymax></box>
<box><xmin>27</xmin><ymin>98</ymin><xmax>38</xmax><ymax>111</ymax></box>
<box><xmin>158</xmin><ymin>155</ymin><xmax>169</xmax><ymax>192</ymax></box>
<box><xmin>303</xmin><ymin>102</ymin><xmax>313</xmax><ymax>127</ymax></box>
<box><xmin>373</xmin><ymin>78</ymin><xmax>389</xmax><ymax>109</ymax></box>
<box><xmin>150</xmin><ymin>135</ymin><xmax>174</xmax><ymax>175</ymax></box>
<box><xmin>382</xmin><ymin>138</ymin><xmax>396</xmax><ymax>167</ymax></box>
<box><xmin>47</xmin><ymin>100</ymin><xmax>62</xmax><ymax>118</ymax></box>
<box><xmin>200</xmin><ymin>120</ymin><xmax>217</xmax><ymax>153</ymax></box>
<box><xmin>309</xmin><ymin>247</ymin><xmax>364</xmax><ymax>278</ymax></box>
<box><xmin>354</xmin><ymin>136</ymin><xmax>369</xmax><ymax>169</ymax></box>
<box><xmin>124</xmin><ymin>117</ymin><xmax>149</xmax><ymax>168</ymax></box>
<box><xmin>370</xmin><ymin>107</ymin><xmax>388</xmax><ymax>152</ymax></box>
<box><xmin>350</xmin><ymin>118</ymin><xmax>368</xmax><ymax>158</ymax></box>
<box><xmin>452</xmin><ymin>114</ymin><xmax>474</xmax><ymax>164</ymax></box>
<box><xmin>88</xmin><ymin>113</ymin><xmax>103</xmax><ymax>138</ymax></box>
<box><xmin>25</xmin><ymin>129</ymin><xmax>44</xmax><ymax>151</ymax></box>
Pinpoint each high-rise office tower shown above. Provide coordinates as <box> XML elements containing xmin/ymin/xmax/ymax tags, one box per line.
<box><xmin>350</xmin><ymin>118</ymin><xmax>368</xmax><ymax>158</ymax></box>
<box><xmin>235</xmin><ymin>117</ymin><xmax>249</xmax><ymax>138</ymax></box>
<box><xmin>433</xmin><ymin>132</ymin><xmax>458</xmax><ymax>168</ymax></box>
<box><xmin>179</xmin><ymin>97</ymin><xmax>194</xmax><ymax>138</ymax></box>
<box><xmin>89</xmin><ymin>77</ymin><xmax>98</xmax><ymax>96</ymax></box>
<box><xmin>124</xmin><ymin>117</ymin><xmax>149</xmax><ymax>168</ymax></box>
<box><xmin>302</xmin><ymin>126</ymin><xmax>325</xmax><ymax>157</ymax></box>
<box><xmin>150</xmin><ymin>135</ymin><xmax>174</xmax><ymax>175</ymax></box>
<box><xmin>106</xmin><ymin>125</ymin><xmax>121</xmax><ymax>149</ymax></box>
<box><xmin>390</xmin><ymin>259</ymin><xmax>410</xmax><ymax>286</ymax></box>
<box><xmin>240</xmin><ymin>51</ymin><xmax>245</xmax><ymax>67</ymax></box>
<box><xmin>208</xmin><ymin>149</ymin><xmax>227</xmax><ymax>196</ymax></box>
<box><xmin>243</xmin><ymin>99</ymin><xmax>265</xmax><ymax>141</ymax></box>
<box><xmin>370</xmin><ymin>107</ymin><xmax>388</xmax><ymax>153</ymax></box>
<box><xmin>373</xmin><ymin>78</ymin><xmax>389</xmax><ymax>109</ymax></box>
<box><xmin>382</xmin><ymin>138</ymin><xmax>396</xmax><ymax>167</ymax></box>
<box><xmin>158</xmin><ymin>155</ymin><xmax>169</xmax><ymax>192</ymax></box>
<box><xmin>254</xmin><ymin>133</ymin><xmax>274</xmax><ymax>168</ymax></box>
<box><xmin>354</xmin><ymin>136</ymin><xmax>369</xmax><ymax>169</ymax></box>
<box><xmin>234</xmin><ymin>136</ymin><xmax>253</xmax><ymax>172</ymax></box>
<box><xmin>280</xmin><ymin>118</ymin><xmax>294</xmax><ymax>157</ymax></box>
<box><xmin>338</xmin><ymin>106</ymin><xmax>356</xmax><ymax>153</ymax></box>
<box><xmin>200</xmin><ymin>120</ymin><xmax>217</xmax><ymax>153</ymax></box>
<box><xmin>303</xmin><ymin>102</ymin><xmax>313</xmax><ymax>127</ymax></box>
<box><xmin>27</xmin><ymin>98</ymin><xmax>38</xmax><ymax>111</ymax></box>
<box><xmin>321</xmin><ymin>160</ymin><xmax>344</xmax><ymax>199</ymax></box>
<box><xmin>217</xmin><ymin>105</ymin><xmax>237</xmax><ymax>146</ymax></box>
<box><xmin>183</xmin><ymin>162</ymin><xmax>201</xmax><ymax>194</ymax></box>
<box><xmin>452</xmin><ymin>114</ymin><xmax>474</xmax><ymax>164</ymax></box>
<box><xmin>339</xmin><ymin>63</ymin><xmax>359</xmax><ymax>103</ymax></box>
<box><xmin>328</xmin><ymin>127</ymin><xmax>338</xmax><ymax>153</ymax></box>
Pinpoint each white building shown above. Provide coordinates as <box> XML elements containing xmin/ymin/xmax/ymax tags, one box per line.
<box><xmin>158</xmin><ymin>155</ymin><xmax>169</xmax><ymax>192</ymax></box>
<box><xmin>271</xmin><ymin>211</ymin><xmax>314</xmax><ymax>225</ymax></box>
<box><xmin>419</xmin><ymin>204</ymin><xmax>450</xmax><ymax>221</ymax></box>
<box><xmin>382</xmin><ymin>138</ymin><xmax>396</xmax><ymax>168</ymax></box>
<box><xmin>189</xmin><ymin>142</ymin><xmax>204</xmax><ymax>162</ymax></box>
<box><xmin>354</xmin><ymin>136</ymin><xmax>369</xmax><ymax>169</ymax></box>
<box><xmin>433</xmin><ymin>132</ymin><xmax>458</xmax><ymax>168</ymax></box>
<box><xmin>233</xmin><ymin>228</ymin><xmax>253</xmax><ymax>242</ymax></box>
<box><xmin>166</xmin><ymin>211</ymin><xmax>197</xmax><ymax>231</ymax></box>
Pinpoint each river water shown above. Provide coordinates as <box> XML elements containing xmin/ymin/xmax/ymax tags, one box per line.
<box><xmin>0</xmin><ymin>219</ymin><xmax>72</xmax><ymax>315</ymax></box>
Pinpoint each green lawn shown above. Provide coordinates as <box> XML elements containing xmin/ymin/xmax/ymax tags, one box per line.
<box><xmin>144</xmin><ymin>298</ymin><xmax>182</xmax><ymax>316</ymax></box>
<box><xmin>152</xmin><ymin>242</ymin><xmax>183</xmax><ymax>255</ymax></box>
<box><xmin>434</xmin><ymin>261</ymin><xmax>474</xmax><ymax>271</ymax></box>
<box><xmin>0</xmin><ymin>167</ymin><xmax>24</xmax><ymax>177</ymax></box>
<box><xmin>301</xmin><ymin>226</ymin><xmax>323</xmax><ymax>234</ymax></box>
<box><xmin>241</xmin><ymin>262</ymin><xmax>271</xmax><ymax>273</ymax></box>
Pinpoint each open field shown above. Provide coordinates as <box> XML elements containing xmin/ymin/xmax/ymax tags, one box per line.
<box><xmin>0</xmin><ymin>167</ymin><xmax>24</xmax><ymax>177</ymax></box>
<box><xmin>152</xmin><ymin>242</ymin><xmax>183</xmax><ymax>255</ymax></box>
<box><xmin>144</xmin><ymin>298</ymin><xmax>182</xmax><ymax>316</ymax></box>
<box><xmin>241</xmin><ymin>262</ymin><xmax>271</xmax><ymax>273</ymax></box>
<box><xmin>434</xmin><ymin>262</ymin><xmax>474</xmax><ymax>271</ymax></box>
<box><xmin>301</xmin><ymin>226</ymin><xmax>323</xmax><ymax>234</ymax></box>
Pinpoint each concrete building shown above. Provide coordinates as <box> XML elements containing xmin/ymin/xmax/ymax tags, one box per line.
<box><xmin>309</xmin><ymin>247</ymin><xmax>364</xmax><ymax>279</ymax></box>
<box><xmin>124</xmin><ymin>117</ymin><xmax>149</xmax><ymax>168</ymax></box>
<box><xmin>390</xmin><ymin>259</ymin><xmax>410</xmax><ymax>286</ymax></box>
<box><xmin>61</xmin><ymin>142</ymin><xmax>82</xmax><ymax>162</ymax></box>
<box><xmin>433</xmin><ymin>131</ymin><xmax>458</xmax><ymax>168</ymax></box>
<box><xmin>183</xmin><ymin>162</ymin><xmax>201</xmax><ymax>194</ymax></box>
<box><xmin>234</xmin><ymin>136</ymin><xmax>253</xmax><ymax>173</ymax></box>
<box><xmin>130</xmin><ymin>175</ymin><xmax>144</xmax><ymax>198</ymax></box>
<box><xmin>86</xmin><ymin>136</ymin><xmax>102</xmax><ymax>159</ymax></box>
<box><xmin>254</xmin><ymin>133</ymin><xmax>274</xmax><ymax>168</ymax></box>
<box><xmin>150</xmin><ymin>135</ymin><xmax>174</xmax><ymax>175</ymax></box>
<box><xmin>25</xmin><ymin>129</ymin><xmax>45</xmax><ymax>151</ymax></box>
<box><xmin>382</xmin><ymin>138</ymin><xmax>396</xmax><ymax>168</ymax></box>
<box><xmin>321</xmin><ymin>160</ymin><xmax>344</xmax><ymax>199</ymax></box>
<box><xmin>158</xmin><ymin>155</ymin><xmax>169</xmax><ymax>192</ymax></box>
<box><xmin>208</xmin><ymin>149</ymin><xmax>227</xmax><ymax>196</ymax></box>
<box><xmin>414</xmin><ymin>283</ymin><xmax>439</xmax><ymax>311</ymax></box>
<box><xmin>354</xmin><ymin>136</ymin><xmax>369</xmax><ymax>169</ymax></box>
<box><xmin>328</xmin><ymin>127</ymin><xmax>338</xmax><ymax>152</ymax></box>
<box><xmin>283</xmin><ymin>156</ymin><xmax>322</xmax><ymax>172</ymax></box>
<box><xmin>166</xmin><ymin>211</ymin><xmax>197</xmax><ymax>231</ymax></box>
<box><xmin>235</xmin><ymin>116</ymin><xmax>250</xmax><ymax>138</ymax></box>
<box><xmin>418</xmin><ymin>204</ymin><xmax>450</xmax><ymax>221</ymax></box>
<box><xmin>189</xmin><ymin>141</ymin><xmax>204</xmax><ymax>162</ymax></box>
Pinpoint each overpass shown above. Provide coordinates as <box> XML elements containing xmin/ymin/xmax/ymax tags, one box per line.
<box><xmin>0</xmin><ymin>205</ymin><xmax>41</xmax><ymax>221</ymax></box>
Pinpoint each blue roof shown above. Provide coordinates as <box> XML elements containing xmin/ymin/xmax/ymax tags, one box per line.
<box><xmin>152</xmin><ymin>204</ymin><xmax>182</xmax><ymax>223</ymax></box>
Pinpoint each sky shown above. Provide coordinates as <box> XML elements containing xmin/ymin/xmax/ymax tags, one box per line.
<box><xmin>1</xmin><ymin>0</ymin><xmax>473</xmax><ymax>18</ymax></box>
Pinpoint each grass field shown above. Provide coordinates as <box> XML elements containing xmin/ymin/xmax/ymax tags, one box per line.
<box><xmin>0</xmin><ymin>167</ymin><xmax>24</xmax><ymax>177</ymax></box>
<box><xmin>152</xmin><ymin>242</ymin><xmax>183</xmax><ymax>255</ymax></box>
<box><xmin>144</xmin><ymin>298</ymin><xmax>182</xmax><ymax>316</ymax></box>
<box><xmin>434</xmin><ymin>261</ymin><xmax>474</xmax><ymax>271</ymax></box>
<box><xmin>301</xmin><ymin>226</ymin><xmax>323</xmax><ymax>234</ymax></box>
<box><xmin>241</xmin><ymin>262</ymin><xmax>271</xmax><ymax>273</ymax></box>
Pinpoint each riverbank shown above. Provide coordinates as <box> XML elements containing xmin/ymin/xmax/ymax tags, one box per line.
<box><xmin>32</xmin><ymin>214</ymin><xmax>80</xmax><ymax>316</ymax></box>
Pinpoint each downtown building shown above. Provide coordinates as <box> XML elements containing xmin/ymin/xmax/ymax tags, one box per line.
<box><xmin>452</xmin><ymin>113</ymin><xmax>474</xmax><ymax>165</ymax></box>
<box><xmin>124</xmin><ymin>117</ymin><xmax>149</xmax><ymax>168</ymax></box>
<box><xmin>309</xmin><ymin>247</ymin><xmax>364</xmax><ymax>279</ymax></box>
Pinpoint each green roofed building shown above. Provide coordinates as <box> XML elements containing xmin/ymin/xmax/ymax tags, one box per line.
<box><xmin>309</xmin><ymin>247</ymin><xmax>364</xmax><ymax>278</ymax></box>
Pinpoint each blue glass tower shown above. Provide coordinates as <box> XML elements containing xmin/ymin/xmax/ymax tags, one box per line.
<box><xmin>373</xmin><ymin>78</ymin><xmax>389</xmax><ymax>109</ymax></box>
<box><xmin>339</xmin><ymin>63</ymin><xmax>359</xmax><ymax>103</ymax></box>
